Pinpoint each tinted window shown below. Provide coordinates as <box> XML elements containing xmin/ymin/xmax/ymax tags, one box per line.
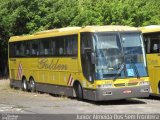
<box><xmin>9</xmin><ymin>34</ymin><xmax>78</xmax><ymax>57</ymax></box>
<box><xmin>9</xmin><ymin>43</ymin><xmax>16</xmax><ymax>57</ymax></box>
<box><xmin>30</xmin><ymin>40</ymin><xmax>39</xmax><ymax>56</ymax></box>
<box><xmin>144</xmin><ymin>33</ymin><xmax>160</xmax><ymax>54</ymax></box>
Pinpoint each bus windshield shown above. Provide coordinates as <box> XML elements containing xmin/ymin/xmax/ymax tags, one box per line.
<box><xmin>94</xmin><ymin>32</ymin><xmax>147</xmax><ymax>80</ymax></box>
<box><xmin>121</xmin><ymin>33</ymin><xmax>147</xmax><ymax>78</ymax></box>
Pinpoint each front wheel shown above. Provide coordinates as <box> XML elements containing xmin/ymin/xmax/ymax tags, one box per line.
<box><xmin>75</xmin><ymin>83</ymin><xmax>83</xmax><ymax>100</ymax></box>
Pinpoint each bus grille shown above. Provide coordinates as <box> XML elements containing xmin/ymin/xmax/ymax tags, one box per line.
<box><xmin>128</xmin><ymin>82</ymin><xmax>138</xmax><ymax>86</ymax></box>
<box><xmin>114</xmin><ymin>82</ymin><xmax>138</xmax><ymax>87</ymax></box>
<box><xmin>114</xmin><ymin>83</ymin><xmax>125</xmax><ymax>87</ymax></box>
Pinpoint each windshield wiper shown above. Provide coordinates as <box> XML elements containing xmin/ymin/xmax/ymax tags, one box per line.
<box><xmin>113</xmin><ymin>63</ymin><xmax>125</xmax><ymax>81</ymax></box>
<box><xmin>129</xmin><ymin>58</ymin><xmax>140</xmax><ymax>79</ymax></box>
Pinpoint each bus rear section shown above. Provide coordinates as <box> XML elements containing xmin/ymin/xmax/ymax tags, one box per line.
<box><xmin>9</xmin><ymin>26</ymin><xmax>150</xmax><ymax>101</ymax></box>
<box><xmin>141</xmin><ymin>25</ymin><xmax>160</xmax><ymax>96</ymax></box>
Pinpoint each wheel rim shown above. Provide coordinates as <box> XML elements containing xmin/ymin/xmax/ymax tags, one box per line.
<box><xmin>24</xmin><ymin>82</ymin><xmax>26</xmax><ymax>89</ymax></box>
<box><xmin>30</xmin><ymin>80</ymin><xmax>35</xmax><ymax>89</ymax></box>
<box><xmin>30</xmin><ymin>79</ymin><xmax>35</xmax><ymax>92</ymax></box>
<box><xmin>23</xmin><ymin>80</ymin><xmax>27</xmax><ymax>90</ymax></box>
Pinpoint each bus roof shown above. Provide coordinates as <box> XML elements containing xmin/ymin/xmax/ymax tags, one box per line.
<box><xmin>9</xmin><ymin>25</ymin><xmax>139</xmax><ymax>42</ymax></box>
<box><xmin>140</xmin><ymin>25</ymin><xmax>160</xmax><ymax>33</ymax></box>
<box><xmin>80</xmin><ymin>25</ymin><xmax>139</xmax><ymax>32</ymax></box>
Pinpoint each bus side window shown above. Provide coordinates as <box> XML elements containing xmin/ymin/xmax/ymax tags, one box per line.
<box><xmin>81</xmin><ymin>33</ymin><xmax>94</xmax><ymax>82</ymax></box>
<box><xmin>43</xmin><ymin>39</ymin><xmax>50</xmax><ymax>55</ymax></box>
<box><xmin>15</xmin><ymin>42</ymin><xmax>20</xmax><ymax>56</ymax></box>
<box><xmin>25</xmin><ymin>42</ymin><xmax>30</xmax><ymax>56</ymax></box>
<box><xmin>39</xmin><ymin>40</ymin><xmax>44</xmax><ymax>55</ymax></box>
<box><xmin>26</xmin><ymin>49</ymin><xmax>29</xmax><ymax>55</ymax></box>
<box><xmin>56</xmin><ymin>37</ymin><xmax>64</xmax><ymax>56</ymax></box>
<box><xmin>149</xmin><ymin>38</ymin><xmax>160</xmax><ymax>53</ymax></box>
<box><xmin>20</xmin><ymin>43</ymin><xmax>25</xmax><ymax>56</ymax></box>
<box><xmin>72</xmin><ymin>36</ymin><xmax>78</xmax><ymax>55</ymax></box>
<box><xmin>50</xmin><ymin>40</ymin><xmax>56</xmax><ymax>55</ymax></box>
<box><xmin>31</xmin><ymin>48</ymin><xmax>36</xmax><ymax>55</ymax></box>
<box><xmin>153</xmin><ymin>44</ymin><xmax>158</xmax><ymax>52</ymax></box>
<box><xmin>9</xmin><ymin>43</ymin><xmax>16</xmax><ymax>57</ymax></box>
<box><xmin>65</xmin><ymin>37</ymin><xmax>73</xmax><ymax>55</ymax></box>
<box><xmin>30</xmin><ymin>41</ymin><xmax>38</xmax><ymax>56</ymax></box>
<box><xmin>44</xmin><ymin>48</ymin><xmax>48</xmax><ymax>55</ymax></box>
<box><xmin>64</xmin><ymin>35</ymin><xmax>78</xmax><ymax>56</ymax></box>
<box><xmin>59</xmin><ymin>47</ymin><xmax>63</xmax><ymax>55</ymax></box>
<box><xmin>16</xmin><ymin>50</ymin><xmax>19</xmax><ymax>56</ymax></box>
<box><xmin>144</xmin><ymin>37</ymin><xmax>151</xmax><ymax>54</ymax></box>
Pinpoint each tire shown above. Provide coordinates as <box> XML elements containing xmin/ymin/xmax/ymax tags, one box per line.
<box><xmin>22</xmin><ymin>78</ymin><xmax>28</xmax><ymax>91</ymax></box>
<box><xmin>29</xmin><ymin>78</ymin><xmax>36</xmax><ymax>92</ymax></box>
<box><xmin>75</xmin><ymin>83</ymin><xmax>83</xmax><ymax>100</ymax></box>
<box><xmin>10</xmin><ymin>84</ymin><xmax>14</xmax><ymax>89</ymax></box>
<box><xmin>10</xmin><ymin>82</ymin><xmax>14</xmax><ymax>88</ymax></box>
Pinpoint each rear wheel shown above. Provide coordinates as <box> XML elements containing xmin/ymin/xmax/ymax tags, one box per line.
<box><xmin>10</xmin><ymin>81</ymin><xmax>14</xmax><ymax>88</ymax></box>
<box><xmin>22</xmin><ymin>78</ymin><xmax>28</xmax><ymax>91</ymax></box>
<box><xmin>29</xmin><ymin>78</ymin><xmax>36</xmax><ymax>92</ymax></box>
<box><xmin>10</xmin><ymin>84</ymin><xmax>14</xmax><ymax>89</ymax></box>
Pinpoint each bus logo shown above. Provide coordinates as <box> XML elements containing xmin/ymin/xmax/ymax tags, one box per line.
<box><xmin>38</xmin><ymin>58</ymin><xmax>67</xmax><ymax>71</ymax></box>
<box><xmin>17</xmin><ymin>63</ymin><xmax>23</xmax><ymax>80</ymax></box>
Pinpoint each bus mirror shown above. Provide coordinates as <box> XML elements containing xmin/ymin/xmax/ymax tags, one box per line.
<box><xmin>91</xmin><ymin>52</ymin><xmax>96</xmax><ymax>64</ymax></box>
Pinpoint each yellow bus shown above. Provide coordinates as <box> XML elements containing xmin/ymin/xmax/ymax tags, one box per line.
<box><xmin>9</xmin><ymin>26</ymin><xmax>150</xmax><ymax>101</ymax></box>
<box><xmin>140</xmin><ymin>25</ymin><xmax>160</xmax><ymax>96</ymax></box>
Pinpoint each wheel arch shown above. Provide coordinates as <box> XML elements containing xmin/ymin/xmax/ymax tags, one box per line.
<box><xmin>22</xmin><ymin>75</ymin><xmax>27</xmax><ymax>81</ymax></box>
<box><xmin>29</xmin><ymin>76</ymin><xmax>35</xmax><ymax>82</ymax></box>
<box><xmin>73</xmin><ymin>80</ymin><xmax>83</xmax><ymax>89</ymax></box>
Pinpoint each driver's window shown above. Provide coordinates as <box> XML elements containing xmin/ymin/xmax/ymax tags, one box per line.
<box><xmin>81</xmin><ymin>33</ymin><xmax>94</xmax><ymax>82</ymax></box>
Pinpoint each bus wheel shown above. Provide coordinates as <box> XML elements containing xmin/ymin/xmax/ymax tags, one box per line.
<box><xmin>75</xmin><ymin>83</ymin><xmax>83</xmax><ymax>100</ymax></box>
<box><xmin>10</xmin><ymin>83</ymin><xmax>14</xmax><ymax>89</ymax></box>
<box><xmin>22</xmin><ymin>78</ymin><xmax>28</xmax><ymax>91</ymax></box>
<box><xmin>29</xmin><ymin>78</ymin><xmax>36</xmax><ymax>92</ymax></box>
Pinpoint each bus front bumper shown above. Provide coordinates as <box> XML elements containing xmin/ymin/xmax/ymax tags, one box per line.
<box><xmin>83</xmin><ymin>85</ymin><xmax>150</xmax><ymax>101</ymax></box>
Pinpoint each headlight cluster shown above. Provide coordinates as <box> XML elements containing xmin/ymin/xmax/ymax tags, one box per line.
<box><xmin>97</xmin><ymin>84</ymin><xmax>113</xmax><ymax>89</ymax></box>
<box><xmin>139</xmin><ymin>81</ymin><xmax>150</xmax><ymax>86</ymax></box>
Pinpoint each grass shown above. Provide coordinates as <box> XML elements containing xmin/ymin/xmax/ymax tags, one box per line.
<box><xmin>0</xmin><ymin>79</ymin><xmax>23</xmax><ymax>94</ymax></box>
<box><xmin>0</xmin><ymin>79</ymin><xmax>11</xmax><ymax>91</ymax></box>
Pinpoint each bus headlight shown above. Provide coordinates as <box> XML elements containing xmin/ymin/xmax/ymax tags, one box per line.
<box><xmin>97</xmin><ymin>84</ymin><xmax>113</xmax><ymax>89</ymax></box>
<box><xmin>139</xmin><ymin>81</ymin><xmax>150</xmax><ymax>86</ymax></box>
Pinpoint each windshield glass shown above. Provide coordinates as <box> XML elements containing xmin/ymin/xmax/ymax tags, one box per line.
<box><xmin>94</xmin><ymin>33</ymin><xmax>124</xmax><ymax>80</ymax></box>
<box><xmin>121</xmin><ymin>33</ymin><xmax>147</xmax><ymax>78</ymax></box>
<box><xmin>93</xmin><ymin>32</ymin><xmax>147</xmax><ymax>80</ymax></box>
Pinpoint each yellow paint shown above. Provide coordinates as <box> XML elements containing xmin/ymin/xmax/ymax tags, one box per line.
<box><xmin>147</xmin><ymin>54</ymin><xmax>160</xmax><ymax>94</ymax></box>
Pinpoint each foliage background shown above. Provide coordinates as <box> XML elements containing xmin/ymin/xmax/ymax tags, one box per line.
<box><xmin>0</xmin><ymin>0</ymin><xmax>160</xmax><ymax>76</ymax></box>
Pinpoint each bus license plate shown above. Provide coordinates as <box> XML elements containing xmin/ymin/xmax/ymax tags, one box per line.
<box><xmin>123</xmin><ymin>90</ymin><xmax>132</xmax><ymax>94</ymax></box>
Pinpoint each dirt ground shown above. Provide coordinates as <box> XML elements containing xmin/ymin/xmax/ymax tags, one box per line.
<box><xmin>0</xmin><ymin>79</ymin><xmax>160</xmax><ymax>114</ymax></box>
